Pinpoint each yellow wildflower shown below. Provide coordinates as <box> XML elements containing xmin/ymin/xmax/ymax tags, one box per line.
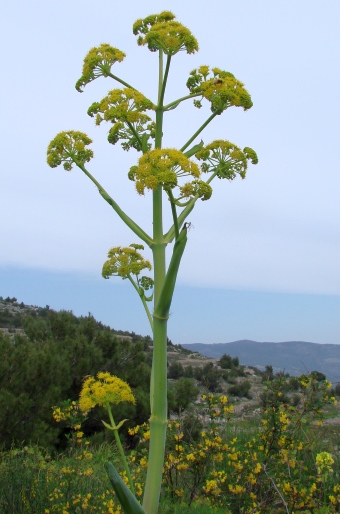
<box><xmin>316</xmin><ymin>452</ymin><xmax>334</xmax><ymax>474</ymax></box>
<box><xmin>79</xmin><ymin>372</ymin><xmax>135</xmax><ymax>412</ymax></box>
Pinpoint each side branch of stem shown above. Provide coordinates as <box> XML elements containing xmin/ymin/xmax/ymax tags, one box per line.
<box><xmin>163</xmin><ymin>92</ymin><xmax>201</xmax><ymax>111</ymax></box>
<box><xmin>127</xmin><ymin>276</ymin><xmax>153</xmax><ymax>330</ymax></box>
<box><xmin>106</xmin><ymin>71</ymin><xmax>137</xmax><ymax>91</ymax></box>
<box><xmin>180</xmin><ymin>111</ymin><xmax>219</xmax><ymax>153</ymax></box>
<box><xmin>76</xmin><ymin>162</ymin><xmax>153</xmax><ymax>247</ymax></box>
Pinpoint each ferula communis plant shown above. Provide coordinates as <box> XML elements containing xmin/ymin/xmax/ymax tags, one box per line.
<box><xmin>47</xmin><ymin>10</ymin><xmax>258</xmax><ymax>514</ymax></box>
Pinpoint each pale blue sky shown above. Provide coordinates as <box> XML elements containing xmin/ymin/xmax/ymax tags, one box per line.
<box><xmin>1</xmin><ymin>1</ymin><xmax>340</xmax><ymax>344</ymax></box>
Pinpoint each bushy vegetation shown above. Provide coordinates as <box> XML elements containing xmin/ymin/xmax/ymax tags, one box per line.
<box><xmin>0</xmin><ymin>309</ymin><xmax>152</xmax><ymax>450</ymax></box>
<box><xmin>227</xmin><ymin>379</ymin><xmax>252</xmax><ymax>399</ymax></box>
<box><xmin>1</xmin><ymin>300</ymin><xmax>339</xmax><ymax>512</ymax></box>
<box><xmin>168</xmin><ymin>378</ymin><xmax>199</xmax><ymax>413</ymax></box>
<box><xmin>1</xmin><ymin>375</ymin><xmax>339</xmax><ymax>513</ymax></box>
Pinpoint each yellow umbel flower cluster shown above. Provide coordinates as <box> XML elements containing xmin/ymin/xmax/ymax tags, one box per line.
<box><xmin>129</xmin><ymin>148</ymin><xmax>200</xmax><ymax>195</ymax></box>
<box><xmin>75</xmin><ymin>44</ymin><xmax>126</xmax><ymax>92</ymax></box>
<box><xmin>47</xmin><ymin>131</ymin><xmax>93</xmax><ymax>171</ymax></box>
<box><xmin>87</xmin><ymin>88</ymin><xmax>155</xmax><ymax>151</ymax></box>
<box><xmin>133</xmin><ymin>11</ymin><xmax>198</xmax><ymax>55</ymax></box>
<box><xmin>79</xmin><ymin>372</ymin><xmax>135</xmax><ymax>413</ymax></box>
<box><xmin>88</xmin><ymin>88</ymin><xmax>154</xmax><ymax>126</ymax></box>
<box><xmin>316</xmin><ymin>452</ymin><xmax>334</xmax><ymax>475</ymax></box>
<box><xmin>52</xmin><ymin>406</ymin><xmax>71</xmax><ymax>423</ymax></box>
<box><xmin>187</xmin><ymin>66</ymin><xmax>253</xmax><ymax>112</ymax></box>
<box><xmin>102</xmin><ymin>244</ymin><xmax>152</xmax><ymax>282</ymax></box>
<box><xmin>196</xmin><ymin>140</ymin><xmax>258</xmax><ymax>180</ymax></box>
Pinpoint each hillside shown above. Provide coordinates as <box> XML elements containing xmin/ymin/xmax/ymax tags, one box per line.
<box><xmin>0</xmin><ymin>296</ymin><xmax>152</xmax><ymax>343</ymax></box>
<box><xmin>1</xmin><ymin>295</ymin><xmax>339</xmax><ymax>450</ymax></box>
<box><xmin>181</xmin><ymin>340</ymin><xmax>340</xmax><ymax>383</ymax></box>
<box><xmin>2</xmin><ymin>296</ymin><xmax>339</xmax><ymax>383</ymax></box>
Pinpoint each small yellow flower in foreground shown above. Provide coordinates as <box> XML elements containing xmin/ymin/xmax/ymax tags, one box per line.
<box><xmin>329</xmin><ymin>494</ymin><xmax>337</xmax><ymax>505</ymax></box>
<box><xmin>140</xmin><ymin>456</ymin><xmax>148</xmax><ymax>468</ymax></box>
<box><xmin>316</xmin><ymin>452</ymin><xmax>334</xmax><ymax>474</ymax></box>
<box><xmin>79</xmin><ymin>372</ymin><xmax>135</xmax><ymax>412</ymax></box>
<box><xmin>254</xmin><ymin>463</ymin><xmax>262</xmax><ymax>474</ymax></box>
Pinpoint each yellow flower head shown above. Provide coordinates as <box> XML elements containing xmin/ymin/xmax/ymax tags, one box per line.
<box><xmin>133</xmin><ymin>12</ymin><xmax>198</xmax><ymax>55</ymax></box>
<box><xmin>47</xmin><ymin>131</ymin><xmax>93</xmax><ymax>171</ymax></box>
<box><xmin>187</xmin><ymin>66</ymin><xmax>253</xmax><ymax>112</ymax></box>
<box><xmin>79</xmin><ymin>372</ymin><xmax>135</xmax><ymax>413</ymax></box>
<box><xmin>102</xmin><ymin>244</ymin><xmax>153</xmax><ymax>283</ymax></box>
<box><xmin>129</xmin><ymin>148</ymin><xmax>200</xmax><ymax>195</ymax></box>
<box><xmin>88</xmin><ymin>88</ymin><xmax>154</xmax><ymax>125</ymax></box>
<box><xmin>316</xmin><ymin>452</ymin><xmax>334</xmax><ymax>475</ymax></box>
<box><xmin>196</xmin><ymin>140</ymin><xmax>258</xmax><ymax>180</ymax></box>
<box><xmin>75</xmin><ymin>44</ymin><xmax>126</xmax><ymax>92</ymax></box>
<box><xmin>179</xmin><ymin>180</ymin><xmax>212</xmax><ymax>201</ymax></box>
<box><xmin>86</xmin><ymin>87</ymin><xmax>156</xmax><ymax>152</ymax></box>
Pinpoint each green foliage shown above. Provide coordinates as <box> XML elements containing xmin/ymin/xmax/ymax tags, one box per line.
<box><xmin>311</xmin><ymin>370</ymin><xmax>327</xmax><ymax>382</ymax></box>
<box><xmin>329</xmin><ymin>383</ymin><xmax>340</xmax><ymax>397</ymax></box>
<box><xmin>0</xmin><ymin>311</ymin><xmax>151</xmax><ymax>450</ymax></box>
<box><xmin>183</xmin><ymin>364</ymin><xmax>194</xmax><ymax>378</ymax></box>
<box><xmin>261</xmin><ymin>364</ymin><xmax>274</xmax><ymax>382</ymax></box>
<box><xmin>228</xmin><ymin>379</ymin><xmax>252</xmax><ymax>399</ymax></box>
<box><xmin>1</xmin><ymin>376</ymin><xmax>339</xmax><ymax>513</ymax></box>
<box><xmin>168</xmin><ymin>377</ymin><xmax>199</xmax><ymax>413</ymax></box>
<box><xmin>218</xmin><ymin>353</ymin><xmax>239</xmax><ymax>369</ymax></box>
<box><xmin>194</xmin><ymin>362</ymin><xmax>223</xmax><ymax>392</ymax></box>
<box><xmin>167</xmin><ymin>361</ymin><xmax>184</xmax><ymax>379</ymax></box>
<box><xmin>180</xmin><ymin>411</ymin><xmax>204</xmax><ymax>443</ymax></box>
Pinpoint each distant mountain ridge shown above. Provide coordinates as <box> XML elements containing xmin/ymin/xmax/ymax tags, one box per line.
<box><xmin>181</xmin><ymin>340</ymin><xmax>340</xmax><ymax>384</ymax></box>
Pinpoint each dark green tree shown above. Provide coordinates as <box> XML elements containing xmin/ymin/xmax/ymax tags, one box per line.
<box><xmin>167</xmin><ymin>361</ymin><xmax>184</xmax><ymax>379</ymax></box>
<box><xmin>218</xmin><ymin>353</ymin><xmax>239</xmax><ymax>369</ymax></box>
<box><xmin>168</xmin><ymin>377</ymin><xmax>199</xmax><ymax>413</ymax></box>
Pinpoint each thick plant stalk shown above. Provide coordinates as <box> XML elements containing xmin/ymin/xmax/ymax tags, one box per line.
<box><xmin>142</xmin><ymin>181</ymin><xmax>166</xmax><ymax>514</ymax></box>
<box><xmin>142</xmin><ymin>312</ymin><xmax>168</xmax><ymax>513</ymax></box>
<box><xmin>142</xmin><ymin>226</ymin><xmax>188</xmax><ymax>514</ymax></box>
<box><xmin>142</xmin><ymin>46</ymin><xmax>193</xmax><ymax>514</ymax></box>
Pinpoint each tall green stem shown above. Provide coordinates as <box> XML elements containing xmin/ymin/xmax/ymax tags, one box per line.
<box><xmin>142</xmin><ymin>49</ymin><xmax>168</xmax><ymax>514</ymax></box>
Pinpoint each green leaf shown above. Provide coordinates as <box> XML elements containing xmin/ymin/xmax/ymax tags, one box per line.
<box><xmin>105</xmin><ymin>462</ymin><xmax>146</xmax><ymax>514</ymax></box>
<box><xmin>183</xmin><ymin>141</ymin><xmax>204</xmax><ymax>158</ymax></box>
<box><xmin>156</xmin><ymin>224</ymin><xmax>188</xmax><ymax>318</ymax></box>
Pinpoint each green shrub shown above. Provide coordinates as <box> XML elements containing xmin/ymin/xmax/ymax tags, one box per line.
<box><xmin>228</xmin><ymin>380</ymin><xmax>252</xmax><ymax>398</ymax></box>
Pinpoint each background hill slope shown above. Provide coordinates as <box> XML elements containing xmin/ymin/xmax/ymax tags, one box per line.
<box><xmin>181</xmin><ymin>340</ymin><xmax>340</xmax><ymax>383</ymax></box>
